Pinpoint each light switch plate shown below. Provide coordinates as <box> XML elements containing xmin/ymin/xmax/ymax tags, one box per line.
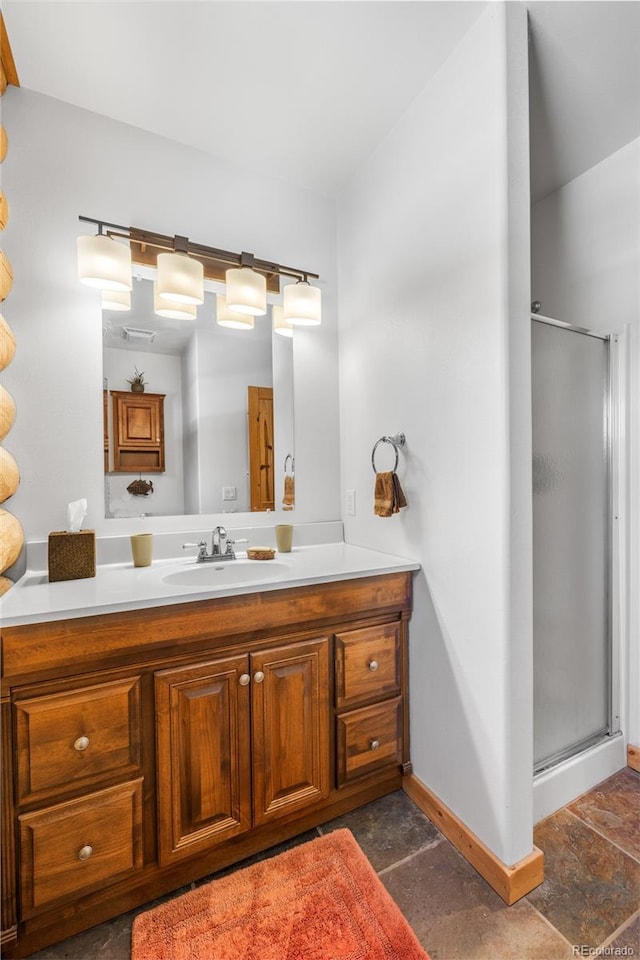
<box><xmin>222</xmin><ymin>486</ymin><xmax>237</xmax><ymax>501</ymax></box>
<box><xmin>346</xmin><ymin>489</ymin><xmax>356</xmax><ymax>517</ymax></box>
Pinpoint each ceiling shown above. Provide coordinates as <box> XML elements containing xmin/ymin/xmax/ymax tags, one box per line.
<box><xmin>3</xmin><ymin>1</ymin><xmax>639</xmax><ymax>200</ymax></box>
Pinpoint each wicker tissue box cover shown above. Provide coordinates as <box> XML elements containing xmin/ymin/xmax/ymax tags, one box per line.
<box><xmin>48</xmin><ymin>530</ymin><xmax>96</xmax><ymax>582</ymax></box>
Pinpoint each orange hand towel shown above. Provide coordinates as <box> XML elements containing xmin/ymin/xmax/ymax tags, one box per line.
<box><xmin>374</xmin><ymin>471</ymin><xmax>408</xmax><ymax>517</ymax></box>
<box><xmin>282</xmin><ymin>473</ymin><xmax>295</xmax><ymax>511</ymax></box>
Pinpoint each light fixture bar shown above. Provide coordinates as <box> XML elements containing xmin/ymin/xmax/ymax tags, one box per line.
<box><xmin>78</xmin><ymin>216</ymin><xmax>319</xmax><ymax>287</ymax></box>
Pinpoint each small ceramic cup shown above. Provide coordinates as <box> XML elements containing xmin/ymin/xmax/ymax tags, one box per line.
<box><xmin>275</xmin><ymin>524</ymin><xmax>293</xmax><ymax>553</ymax></box>
<box><xmin>130</xmin><ymin>533</ymin><xmax>153</xmax><ymax>567</ymax></box>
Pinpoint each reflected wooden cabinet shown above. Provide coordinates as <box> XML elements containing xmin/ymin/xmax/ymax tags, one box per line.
<box><xmin>110</xmin><ymin>390</ymin><xmax>165</xmax><ymax>473</ymax></box>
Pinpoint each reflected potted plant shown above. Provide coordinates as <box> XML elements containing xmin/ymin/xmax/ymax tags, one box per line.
<box><xmin>126</xmin><ymin>367</ymin><xmax>146</xmax><ymax>393</ymax></box>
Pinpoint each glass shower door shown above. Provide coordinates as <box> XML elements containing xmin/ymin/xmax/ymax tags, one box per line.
<box><xmin>532</xmin><ymin>319</ymin><xmax>611</xmax><ymax>773</ymax></box>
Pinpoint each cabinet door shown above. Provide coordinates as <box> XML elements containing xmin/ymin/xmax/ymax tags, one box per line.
<box><xmin>251</xmin><ymin>637</ymin><xmax>330</xmax><ymax>825</ymax></box>
<box><xmin>247</xmin><ymin>385</ymin><xmax>274</xmax><ymax>512</ymax></box>
<box><xmin>111</xmin><ymin>392</ymin><xmax>165</xmax><ymax>472</ymax></box>
<box><xmin>155</xmin><ymin>655</ymin><xmax>251</xmax><ymax>865</ymax></box>
<box><xmin>116</xmin><ymin>395</ymin><xmax>161</xmax><ymax>448</ymax></box>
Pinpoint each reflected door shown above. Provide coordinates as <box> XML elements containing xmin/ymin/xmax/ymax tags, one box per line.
<box><xmin>248</xmin><ymin>386</ymin><xmax>274</xmax><ymax>511</ymax></box>
<box><xmin>532</xmin><ymin>319</ymin><xmax>611</xmax><ymax>773</ymax></box>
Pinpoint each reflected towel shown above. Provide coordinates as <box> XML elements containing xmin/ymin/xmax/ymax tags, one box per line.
<box><xmin>282</xmin><ymin>473</ymin><xmax>295</xmax><ymax>511</ymax></box>
<box><xmin>374</xmin><ymin>471</ymin><xmax>407</xmax><ymax>517</ymax></box>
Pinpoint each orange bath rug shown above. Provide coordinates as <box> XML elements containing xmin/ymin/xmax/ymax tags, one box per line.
<box><xmin>131</xmin><ymin>828</ymin><xmax>429</xmax><ymax>960</ymax></box>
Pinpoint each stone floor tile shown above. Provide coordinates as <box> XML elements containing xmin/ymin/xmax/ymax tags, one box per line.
<box><xmin>320</xmin><ymin>789</ymin><xmax>442</xmax><ymax>871</ymax></box>
<box><xmin>193</xmin><ymin>827</ymin><xmax>322</xmax><ymax>884</ymax></box>
<box><xmin>607</xmin><ymin>912</ymin><xmax>640</xmax><ymax>955</ymax></box>
<box><xmin>26</xmin><ymin>910</ymin><xmax>134</xmax><ymax>960</ymax></box>
<box><xmin>568</xmin><ymin>767</ymin><xmax>640</xmax><ymax>861</ymax></box>
<box><xmin>381</xmin><ymin>837</ymin><xmax>574</xmax><ymax>960</ymax></box>
<box><xmin>529</xmin><ymin>808</ymin><xmax>640</xmax><ymax>948</ymax></box>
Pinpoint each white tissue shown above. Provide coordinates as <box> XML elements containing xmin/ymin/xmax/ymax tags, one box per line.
<box><xmin>67</xmin><ymin>498</ymin><xmax>87</xmax><ymax>533</ymax></box>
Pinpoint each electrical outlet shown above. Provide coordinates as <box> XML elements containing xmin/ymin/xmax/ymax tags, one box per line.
<box><xmin>222</xmin><ymin>486</ymin><xmax>237</xmax><ymax>501</ymax></box>
<box><xmin>346</xmin><ymin>489</ymin><xmax>356</xmax><ymax>517</ymax></box>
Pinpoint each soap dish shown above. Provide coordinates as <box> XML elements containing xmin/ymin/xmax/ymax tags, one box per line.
<box><xmin>247</xmin><ymin>547</ymin><xmax>276</xmax><ymax>561</ymax></box>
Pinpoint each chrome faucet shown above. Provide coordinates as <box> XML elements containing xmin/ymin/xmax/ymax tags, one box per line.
<box><xmin>212</xmin><ymin>525</ymin><xmax>230</xmax><ymax>558</ymax></box>
<box><xmin>182</xmin><ymin>526</ymin><xmax>247</xmax><ymax>563</ymax></box>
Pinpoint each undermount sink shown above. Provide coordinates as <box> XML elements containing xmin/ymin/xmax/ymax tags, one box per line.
<box><xmin>161</xmin><ymin>560</ymin><xmax>289</xmax><ymax>589</ymax></box>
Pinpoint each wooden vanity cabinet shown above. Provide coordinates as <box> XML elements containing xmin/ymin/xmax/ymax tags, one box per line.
<box><xmin>0</xmin><ymin>573</ymin><xmax>412</xmax><ymax>958</ymax></box>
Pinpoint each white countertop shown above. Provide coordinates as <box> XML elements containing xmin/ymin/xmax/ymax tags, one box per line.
<box><xmin>0</xmin><ymin>543</ymin><xmax>420</xmax><ymax>627</ymax></box>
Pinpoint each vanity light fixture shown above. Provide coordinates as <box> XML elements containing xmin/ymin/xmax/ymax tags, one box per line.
<box><xmin>77</xmin><ymin>216</ymin><xmax>321</xmax><ymax>326</ymax></box>
<box><xmin>225</xmin><ymin>254</ymin><xmax>267</xmax><ymax>316</ymax></box>
<box><xmin>153</xmin><ymin>282</ymin><xmax>197</xmax><ymax>320</ymax></box>
<box><xmin>156</xmin><ymin>235</ymin><xmax>204</xmax><ymax>305</ymax></box>
<box><xmin>77</xmin><ymin>221</ymin><xmax>132</xmax><ymax>292</ymax></box>
<box><xmin>216</xmin><ymin>293</ymin><xmax>254</xmax><ymax>330</ymax></box>
<box><xmin>272</xmin><ymin>305</ymin><xmax>293</xmax><ymax>338</ymax></box>
<box><xmin>283</xmin><ymin>276</ymin><xmax>322</xmax><ymax>326</ymax></box>
<box><xmin>101</xmin><ymin>288</ymin><xmax>131</xmax><ymax>312</ymax></box>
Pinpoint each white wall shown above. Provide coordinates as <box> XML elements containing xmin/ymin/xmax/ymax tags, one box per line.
<box><xmin>1</xmin><ymin>88</ymin><xmax>341</xmax><ymax>546</ymax></box>
<box><xmin>272</xmin><ymin>329</ymin><xmax>295</xmax><ymax>511</ymax></box>
<box><xmin>194</xmin><ymin>318</ymin><xmax>272</xmax><ymax>515</ymax></box>
<box><xmin>181</xmin><ymin>334</ymin><xmax>201</xmax><ymax>515</ymax></box>
<box><xmin>337</xmin><ymin>3</ymin><xmax>532</xmax><ymax>866</ymax></box>
<box><xmin>103</xmin><ymin>347</ymin><xmax>185</xmax><ymax>518</ymax></box>
<box><xmin>531</xmin><ymin>138</ymin><xmax>640</xmax><ymax>749</ymax></box>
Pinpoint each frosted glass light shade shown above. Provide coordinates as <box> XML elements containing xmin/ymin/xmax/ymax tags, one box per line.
<box><xmin>154</xmin><ymin>283</ymin><xmax>197</xmax><ymax>320</ymax></box>
<box><xmin>77</xmin><ymin>234</ymin><xmax>132</xmax><ymax>291</ymax></box>
<box><xmin>102</xmin><ymin>288</ymin><xmax>131</xmax><ymax>312</ymax></box>
<box><xmin>225</xmin><ymin>267</ymin><xmax>266</xmax><ymax>316</ymax></box>
<box><xmin>156</xmin><ymin>252</ymin><xmax>204</xmax><ymax>305</ymax></box>
<box><xmin>272</xmin><ymin>305</ymin><xmax>293</xmax><ymax>338</ymax></box>
<box><xmin>283</xmin><ymin>280</ymin><xmax>321</xmax><ymax>326</ymax></box>
<box><xmin>216</xmin><ymin>294</ymin><xmax>254</xmax><ymax>329</ymax></box>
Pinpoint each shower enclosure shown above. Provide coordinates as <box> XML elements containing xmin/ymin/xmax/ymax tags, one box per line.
<box><xmin>532</xmin><ymin>317</ymin><xmax>620</xmax><ymax>790</ymax></box>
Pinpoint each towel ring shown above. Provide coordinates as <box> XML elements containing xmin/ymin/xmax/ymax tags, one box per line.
<box><xmin>284</xmin><ymin>453</ymin><xmax>295</xmax><ymax>474</ymax></box>
<box><xmin>371</xmin><ymin>433</ymin><xmax>406</xmax><ymax>474</ymax></box>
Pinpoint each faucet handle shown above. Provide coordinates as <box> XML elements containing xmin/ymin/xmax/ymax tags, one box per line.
<box><xmin>229</xmin><ymin>538</ymin><xmax>248</xmax><ymax>545</ymax></box>
<box><xmin>183</xmin><ymin>540</ymin><xmax>208</xmax><ymax>560</ymax></box>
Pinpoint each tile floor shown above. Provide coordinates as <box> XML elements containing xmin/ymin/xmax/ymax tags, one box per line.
<box><xmin>28</xmin><ymin>767</ymin><xmax>640</xmax><ymax>960</ymax></box>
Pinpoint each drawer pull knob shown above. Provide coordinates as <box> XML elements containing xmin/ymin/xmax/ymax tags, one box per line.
<box><xmin>239</xmin><ymin>673</ymin><xmax>251</xmax><ymax>686</ymax></box>
<box><xmin>370</xmin><ymin>739</ymin><xmax>381</xmax><ymax>751</ymax></box>
<box><xmin>74</xmin><ymin>736</ymin><xmax>90</xmax><ymax>752</ymax></box>
<box><xmin>78</xmin><ymin>845</ymin><xmax>93</xmax><ymax>861</ymax></box>
<box><xmin>368</xmin><ymin>660</ymin><xmax>379</xmax><ymax>672</ymax></box>
<box><xmin>253</xmin><ymin>671</ymin><xmax>265</xmax><ymax>684</ymax></box>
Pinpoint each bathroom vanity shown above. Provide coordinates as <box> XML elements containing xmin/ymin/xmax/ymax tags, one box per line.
<box><xmin>0</xmin><ymin>546</ymin><xmax>416</xmax><ymax>957</ymax></box>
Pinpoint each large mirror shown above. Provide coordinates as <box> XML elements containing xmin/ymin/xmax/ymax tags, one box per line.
<box><xmin>102</xmin><ymin>273</ymin><xmax>295</xmax><ymax>518</ymax></box>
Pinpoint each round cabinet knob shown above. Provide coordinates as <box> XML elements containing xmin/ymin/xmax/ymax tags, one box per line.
<box><xmin>253</xmin><ymin>671</ymin><xmax>265</xmax><ymax>684</ymax></box>
<box><xmin>78</xmin><ymin>845</ymin><xmax>93</xmax><ymax>861</ymax></box>
<box><xmin>368</xmin><ymin>660</ymin><xmax>379</xmax><ymax>672</ymax></box>
<box><xmin>238</xmin><ymin>674</ymin><xmax>251</xmax><ymax>686</ymax></box>
<box><xmin>74</xmin><ymin>736</ymin><xmax>90</xmax><ymax>752</ymax></box>
<box><xmin>370</xmin><ymin>739</ymin><xmax>381</xmax><ymax>751</ymax></box>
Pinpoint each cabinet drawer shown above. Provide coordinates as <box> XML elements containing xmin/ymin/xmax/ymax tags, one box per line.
<box><xmin>15</xmin><ymin>677</ymin><xmax>142</xmax><ymax>805</ymax></box>
<box><xmin>336</xmin><ymin>697</ymin><xmax>402</xmax><ymax>785</ymax></box>
<box><xmin>335</xmin><ymin>622</ymin><xmax>400</xmax><ymax>708</ymax></box>
<box><xmin>19</xmin><ymin>779</ymin><xmax>144</xmax><ymax>918</ymax></box>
